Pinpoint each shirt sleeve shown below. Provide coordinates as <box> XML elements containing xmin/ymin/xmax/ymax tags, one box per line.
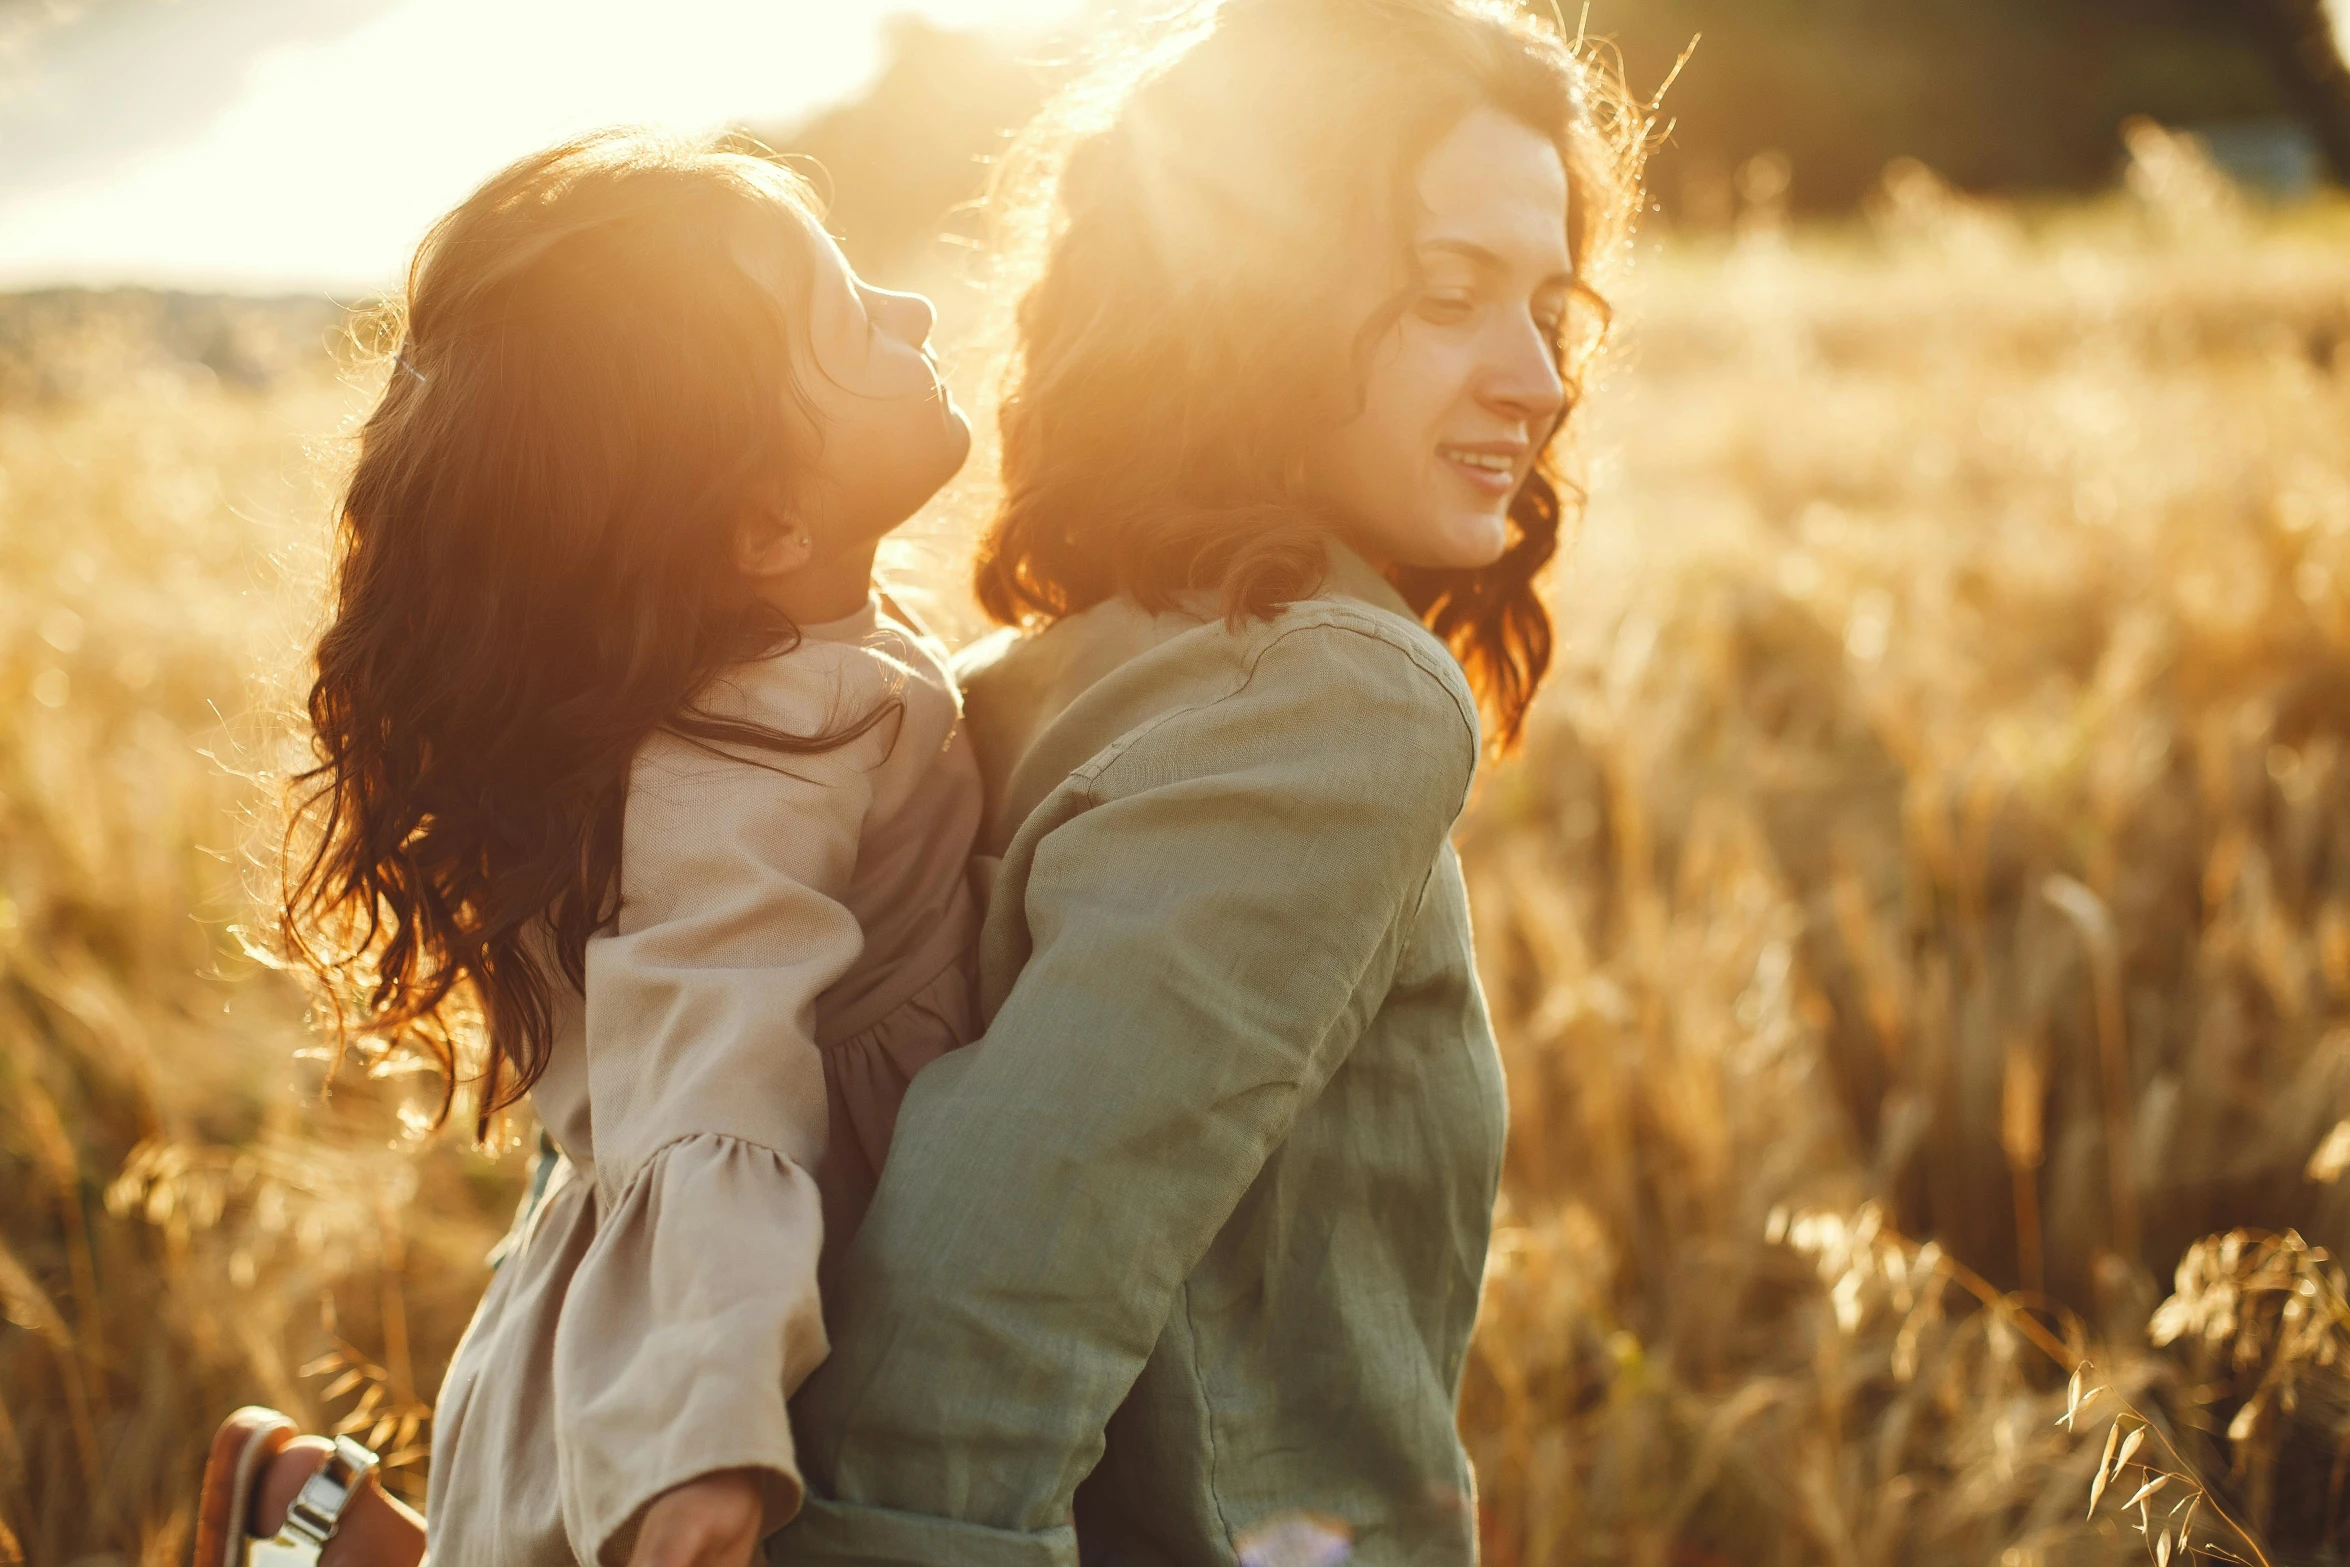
<box><xmin>552</xmin><ymin>667</ymin><xmax>880</xmax><ymax>1567</ymax></box>
<box><xmin>780</xmin><ymin>619</ymin><xmax>1480</xmax><ymax>1566</ymax></box>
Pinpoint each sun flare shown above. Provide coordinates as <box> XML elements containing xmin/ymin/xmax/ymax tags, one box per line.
<box><xmin>0</xmin><ymin>0</ymin><xmax>1083</xmax><ymax>291</ymax></box>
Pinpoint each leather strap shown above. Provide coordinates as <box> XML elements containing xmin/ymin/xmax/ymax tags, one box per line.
<box><xmin>245</xmin><ymin>1437</ymin><xmax>378</xmax><ymax>1567</ymax></box>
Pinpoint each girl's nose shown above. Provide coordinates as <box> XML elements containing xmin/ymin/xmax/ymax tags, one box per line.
<box><xmin>874</xmin><ymin>286</ymin><xmax>937</xmax><ymax>350</ymax></box>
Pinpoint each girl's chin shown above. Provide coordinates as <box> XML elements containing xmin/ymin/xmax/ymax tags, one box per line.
<box><xmin>934</xmin><ymin>408</ymin><xmax>975</xmax><ymax>479</ymax></box>
<box><xmin>895</xmin><ymin>420</ymin><xmax>971</xmax><ymax>509</ymax></box>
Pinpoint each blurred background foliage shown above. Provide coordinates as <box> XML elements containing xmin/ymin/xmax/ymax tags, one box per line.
<box><xmin>1586</xmin><ymin>0</ymin><xmax>2349</xmax><ymax>209</ymax></box>
<box><xmin>3</xmin><ymin>3</ymin><xmax>2350</xmax><ymax>1566</ymax></box>
<box><xmin>771</xmin><ymin>0</ymin><xmax>2350</xmax><ymax>289</ymax></box>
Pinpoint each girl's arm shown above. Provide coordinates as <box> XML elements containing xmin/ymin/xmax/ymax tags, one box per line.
<box><xmin>783</xmin><ymin>620</ymin><xmax>1479</xmax><ymax>1565</ymax></box>
<box><xmin>555</xmin><ymin>663</ymin><xmax>882</xmax><ymax>1567</ymax></box>
<box><xmin>624</xmin><ymin>1471</ymin><xmax>767</xmax><ymax>1567</ymax></box>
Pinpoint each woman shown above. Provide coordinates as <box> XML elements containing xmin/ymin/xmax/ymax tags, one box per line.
<box><xmin>779</xmin><ymin>1</ymin><xmax>1644</xmax><ymax>1561</ymax></box>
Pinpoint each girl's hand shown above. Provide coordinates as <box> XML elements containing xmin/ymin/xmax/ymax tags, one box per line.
<box><xmin>624</xmin><ymin>1470</ymin><xmax>767</xmax><ymax>1567</ymax></box>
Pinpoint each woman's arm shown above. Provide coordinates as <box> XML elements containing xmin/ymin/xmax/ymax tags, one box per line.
<box><xmin>784</xmin><ymin>620</ymin><xmax>1479</xmax><ymax>1566</ymax></box>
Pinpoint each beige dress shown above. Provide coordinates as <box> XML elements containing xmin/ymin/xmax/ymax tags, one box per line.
<box><xmin>423</xmin><ymin>598</ymin><xmax>983</xmax><ymax>1567</ymax></box>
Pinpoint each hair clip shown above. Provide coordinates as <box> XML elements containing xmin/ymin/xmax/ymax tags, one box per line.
<box><xmin>394</xmin><ymin>348</ymin><xmax>430</xmax><ymax>387</ymax></box>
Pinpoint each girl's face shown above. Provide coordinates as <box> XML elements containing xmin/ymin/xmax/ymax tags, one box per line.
<box><xmin>1302</xmin><ymin>108</ymin><xmax>1573</xmax><ymax>574</ymax></box>
<box><xmin>755</xmin><ymin>212</ymin><xmax>972</xmax><ymax>557</ymax></box>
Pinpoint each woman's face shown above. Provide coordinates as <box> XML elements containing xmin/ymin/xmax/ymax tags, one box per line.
<box><xmin>759</xmin><ymin>212</ymin><xmax>972</xmax><ymax>551</ymax></box>
<box><xmin>1302</xmin><ymin>108</ymin><xmax>1573</xmax><ymax>574</ymax></box>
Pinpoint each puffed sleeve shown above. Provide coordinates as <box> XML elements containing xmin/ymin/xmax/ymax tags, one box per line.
<box><xmin>552</xmin><ymin>659</ymin><xmax>883</xmax><ymax>1567</ymax></box>
<box><xmin>781</xmin><ymin>618</ymin><xmax>1480</xmax><ymax>1565</ymax></box>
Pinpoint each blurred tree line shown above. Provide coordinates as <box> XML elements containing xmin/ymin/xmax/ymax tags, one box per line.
<box><xmin>1598</xmin><ymin>0</ymin><xmax>2349</xmax><ymax>211</ymax></box>
<box><xmin>772</xmin><ymin>0</ymin><xmax>2348</xmax><ymax>279</ymax></box>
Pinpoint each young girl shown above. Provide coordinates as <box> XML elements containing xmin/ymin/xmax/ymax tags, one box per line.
<box><xmin>194</xmin><ymin>129</ymin><xmax>980</xmax><ymax>1567</ymax></box>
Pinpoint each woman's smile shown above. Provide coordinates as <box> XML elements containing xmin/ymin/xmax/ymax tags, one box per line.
<box><xmin>1437</xmin><ymin>439</ymin><xmax>1530</xmax><ymax>498</ymax></box>
<box><xmin>1300</xmin><ymin>106</ymin><xmax>1574</xmax><ymax>573</ymax></box>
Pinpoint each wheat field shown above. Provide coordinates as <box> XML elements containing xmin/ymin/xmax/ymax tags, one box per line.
<box><xmin>4</xmin><ymin>138</ymin><xmax>2350</xmax><ymax>1566</ymax></box>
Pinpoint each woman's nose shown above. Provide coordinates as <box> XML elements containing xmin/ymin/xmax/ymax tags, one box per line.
<box><xmin>1482</xmin><ymin>314</ymin><xmax>1566</xmax><ymax>425</ymax></box>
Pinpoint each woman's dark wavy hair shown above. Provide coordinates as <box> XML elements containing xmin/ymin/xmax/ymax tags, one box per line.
<box><xmin>975</xmin><ymin>0</ymin><xmax>1649</xmax><ymax>747</ymax></box>
<box><xmin>283</xmin><ymin>130</ymin><xmax>885</xmax><ymax>1135</ymax></box>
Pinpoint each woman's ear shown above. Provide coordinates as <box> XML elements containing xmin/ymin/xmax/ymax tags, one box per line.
<box><xmin>735</xmin><ymin>508</ymin><xmax>815</xmax><ymax>580</ymax></box>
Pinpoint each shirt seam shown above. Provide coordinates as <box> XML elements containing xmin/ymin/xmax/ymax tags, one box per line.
<box><xmin>590</xmin><ymin>1127</ymin><xmax>812</xmax><ymax>1215</ymax></box>
<box><xmin>1180</xmin><ymin>1279</ymin><xmax>1242</xmax><ymax>1564</ymax></box>
<box><xmin>1298</xmin><ymin>601</ymin><xmax>1483</xmax><ymax>749</ymax></box>
<box><xmin>1068</xmin><ymin>612</ymin><xmax>1480</xmax><ymax>799</ymax></box>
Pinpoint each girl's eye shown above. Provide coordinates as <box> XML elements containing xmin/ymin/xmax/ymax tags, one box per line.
<box><xmin>1415</xmin><ymin>292</ymin><xmax>1475</xmax><ymax>325</ymax></box>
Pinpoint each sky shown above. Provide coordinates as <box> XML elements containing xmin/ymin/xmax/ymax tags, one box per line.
<box><xmin>0</xmin><ymin>0</ymin><xmax>1086</xmax><ymax>293</ymax></box>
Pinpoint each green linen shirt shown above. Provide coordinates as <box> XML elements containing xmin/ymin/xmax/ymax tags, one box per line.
<box><xmin>774</xmin><ymin>549</ymin><xmax>1507</xmax><ymax>1567</ymax></box>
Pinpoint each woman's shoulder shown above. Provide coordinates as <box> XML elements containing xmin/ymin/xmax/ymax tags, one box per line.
<box><xmin>1079</xmin><ymin>586</ymin><xmax>1480</xmax><ymax>791</ymax></box>
<box><xmin>1156</xmin><ymin>594</ymin><xmax>1481</xmax><ymax>780</ymax></box>
<box><xmin>1251</xmin><ymin>593</ymin><xmax>1476</xmax><ymax>734</ymax></box>
<box><xmin>959</xmin><ymin>572</ymin><xmax>1481</xmax><ymax>848</ymax></box>
<box><xmin>1019</xmin><ymin>593</ymin><xmax>1478</xmax><ymax>854</ymax></box>
<box><xmin>1131</xmin><ymin>574</ymin><xmax>1482</xmax><ymax>758</ymax></box>
<box><xmin>976</xmin><ymin>575</ymin><xmax>1470</xmax><ymax>719</ymax></box>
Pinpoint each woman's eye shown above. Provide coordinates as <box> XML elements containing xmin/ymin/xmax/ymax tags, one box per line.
<box><xmin>1415</xmin><ymin>293</ymin><xmax>1476</xmax><ymax>325</ymax></box>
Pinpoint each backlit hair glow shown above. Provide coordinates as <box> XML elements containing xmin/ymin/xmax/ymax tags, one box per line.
<box><xmin>976</xmin><ymin>0</ymin><xmax>1652</xmax><ymax>746</ymax></box>
<box><xmin>281</xmin><ymin>131</ymin><xmax>890</xmax><ymax>1134</ymax></box>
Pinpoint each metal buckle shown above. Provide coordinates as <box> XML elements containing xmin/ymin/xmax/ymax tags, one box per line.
<box><xmin>243</xmin><ymin>1437</ymin><xmax>379</xmax><ymax>1567</ymax></box>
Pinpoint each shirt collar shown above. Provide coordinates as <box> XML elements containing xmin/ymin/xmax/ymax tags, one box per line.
<box><xmin>798</xmin><ymin>596</ymin><xmax>881</xmax><ymax>645</ymax></box>
<box><xmin>1320</xmin><ymin>542</ymin><xmax>1416</xmax><ymax>620</ymax></box>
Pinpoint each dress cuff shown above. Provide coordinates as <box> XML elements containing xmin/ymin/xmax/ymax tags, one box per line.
<box><xmin>770</xmin><ymin>1496</ymin><xmax>1077</xmax><ymax>1567</ymax></box>
<box><xmin>556</xmin><ymin>1134</ymin><xmax>830</xmax><ymax>1566</ymax></box>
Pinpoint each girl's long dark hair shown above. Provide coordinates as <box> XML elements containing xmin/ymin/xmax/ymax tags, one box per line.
<box><xmin>975</xmin><ymin>0</ymin><xmax>1650</xmax><ymax>747</ymax></box>
<box><xmin>283</xmin><ymin>131</ymin><xmax>885</xmax><ymax>1134</ymax></box>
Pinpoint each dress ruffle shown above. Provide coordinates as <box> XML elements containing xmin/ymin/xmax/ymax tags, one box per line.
<box><xmin>434</xmin><ymin>1135</ymin><xmax>829</xmax><ymax>1567</ymax></box>
<box><xmin>556</xmin><ymin>1133</ymin><xmax>828</xmax><ymax>1564</ymax></box>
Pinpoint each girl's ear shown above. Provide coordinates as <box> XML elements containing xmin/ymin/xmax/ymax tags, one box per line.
<box><xmin>735</xmin><ymin>507</ymin><xmax>815</xmax><ymax>580</ymax></box>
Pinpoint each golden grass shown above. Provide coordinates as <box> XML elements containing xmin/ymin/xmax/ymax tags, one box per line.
<box><xmin>1458</xmin><ymin>159</ymin><xmax>2350</xmax><ymax>1563</ymax></box>
<box><xmin>0</xmin><ymin>302</ymin><xmax>523</xmax><ymax>1563</ymax></box>
<box><xmin>3</xmin><ymin>146</ymin><xmax>2349</xmax><ymax>1564</ymax></box>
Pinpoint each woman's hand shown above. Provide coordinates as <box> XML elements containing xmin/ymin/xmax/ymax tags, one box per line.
<box><xmin>624</xmin><ymin>1470</ymin><xmax>768</xmax><ymax>1567</ymax></box>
